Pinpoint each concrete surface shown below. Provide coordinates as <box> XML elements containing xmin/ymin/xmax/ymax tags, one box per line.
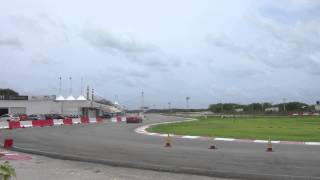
<box><xmin>1</xmin><ymin>114</ymin><xmax>320</xmax><ymax>180</ymax></box>
<box><xmin>9</xmin><ymin>152</ymin><xmax>230</xmax><ymax>180</ymax></box>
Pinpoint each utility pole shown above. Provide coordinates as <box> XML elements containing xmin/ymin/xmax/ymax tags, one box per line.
<box><xmin>115</xmin><ymin>95</ymin><xmax>118</xmax><ymax>102</ymax></box>
<box><xmin>91</xmin><ymin>88</ymin><xmax>94</xmax><ymax>108</ymax></box>
<box><xmin>168</xmin><ymin>102</ymin><xmax>171</xmax><ymax>112</ymax></box>
<box><xmin>69</xmin><ymin>77</ymin><xmax>73</xmax><ymax>95</ymax></box>
<box><xmin>186</xmin><ymin>96</ymin><xmax>190</xmax><ymax>109</ymax></box>
<box><xmin>87</xmin><ymin>85</ymin><xmax>90</xmax><ymax>100</ymax></box>
<box><xmin>58</xmin><ymin>76</ymin><xmax>62</xmax><ymax>95</ymax></box>
<box><xmin>283</xmin><ymin>98</ymin><xmax>286</xmax><ymax>112</ymax></box>
<box><xmin>141</xmin><ymin>90</ymin><xmax>144</xmax><ymax>113</ymax></box>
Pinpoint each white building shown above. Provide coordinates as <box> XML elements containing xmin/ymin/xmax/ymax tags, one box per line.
<box><xmin>265</xmin><ymin>107</ymin><xmax>279</xmax><ymax>112</ymax></box>
<box><xmin>0</xmin><ymin>95</ymin><xmax>120</xmax><ymax>117</ymax></box>
<box><xmin>234</xmin><ymin>108</ymin><xmax>244</xmax><ymax>112</ymax></box>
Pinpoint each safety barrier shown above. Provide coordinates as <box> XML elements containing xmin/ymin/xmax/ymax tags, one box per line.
<box><xmin>96</xmin><ymin>117</ymin><xmax>103</xmax><ymax>123</ymax></box>
<box><xmin>289</xmin><ymin>112</ymin><xmax>320</xmax><ymax>116</ymax></box>
<box><xmin>0</xmin><ymin>122</ymin><xmax>9</xmax><ymax>129</ymax></box>
<box><xmin>72</xmin><ymin>118</ymin><xmax>81</xmax><ymax>124</ymax></box>
<box><xmin>8</xmin><ymin>121</ymin><xmax>21</xmax><ymax>129</ymax></box>
<box><xmin>0</xmin><ymin>116</ymin><xmax>110</xmax><ymax>130</ymax></box>
<box><xmin>80</xmin><ymin>116</ymin><xmax>90</xmax><ymax>124</ymax></box>
<box><xmin>89</xmin><ymin>117</ymin><xmax>97</xmax><ymax>123</ymax></box>
<box><xmin>53</xmin><ymin>119</ymin><xmax>64</xmax><ymax>126</ymax></box>
<box><xmin>20</xmin><ymin>121</ymin><xmax>33</xmax><ymax>128</ymax></box>
<box><xmin>63</xmin><ymin>118</ymin><xmax>73</xmax><ymax>125</ymax></box>
<box><xmin>32</xmin><ymin>119</ymin><xmax>54</xmax><ymax>127</ymax></box>
<box><xmin>111</xmin><ymin>117</ymin><xmax>117</xmax><ymax>122</ymax></box>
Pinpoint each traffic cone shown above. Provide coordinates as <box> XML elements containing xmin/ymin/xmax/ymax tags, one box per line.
<box><xmin>208</xmin><ymin>136</ymin><xmax>216</xmax><ymax>149</ymax></box>
<box><xmin>165</xmin><ymin>134</ymin><xmax>172</xmax><ymax>147</ymax></box>
<box><xmin>266</xmin><ymin>137</ymin><xmax>273</xmax><ymax>152</ymax></box>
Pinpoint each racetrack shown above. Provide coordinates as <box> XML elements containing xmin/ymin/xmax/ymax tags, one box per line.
<box><xmin>1</xmin><ymin>114</ymin><xmax>320</xmax><ymax>180</ymax></box>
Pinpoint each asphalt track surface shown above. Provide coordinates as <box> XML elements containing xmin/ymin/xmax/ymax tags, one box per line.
<box><xmin>1</xmin><ymin>114</ymin><xmax>320</xmax><ymax>180</ymax></box>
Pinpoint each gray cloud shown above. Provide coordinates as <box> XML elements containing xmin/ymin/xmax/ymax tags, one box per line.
<box><xmin>0</xmin><ymin>37</ymin><xmax>23</xmax><ymax>50</ymax></box>
<box><xmin>31</xmin><ymin>55</ymin><xmax>61</xmax><ymax>65</ymax></box>
<box><xmin>206</xmin><ymin>16</ymin><xmax>320</xmax><ymax>75</ymax></box>
<box><xmin>82</xmin><ymin>27</ymin><xmax>157</xmax><ymax>54</ymax></box>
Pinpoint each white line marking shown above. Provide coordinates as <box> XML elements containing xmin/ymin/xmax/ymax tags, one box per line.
<box><xmin>305</xmin><ymin>142</ymin><xmax>320</xmax><ymax>145</ymax></box>
<box><xmin>254</xmin><ymin>140</ymin><xmax>268</xmax><ymax>143</ymax></box>
<box><xmin>215</xmin><ymin>138</ymin><xmax>235</xmax><ymax>141</ymax></box>
<box><xmin>182</xmin><ymin>136</ymin><xmax>200</xmax><ymax>139</ymax></box>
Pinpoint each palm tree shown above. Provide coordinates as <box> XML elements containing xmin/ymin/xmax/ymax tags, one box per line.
<box><xmin>0</xmin><ymin>161</ymin><xmax>16</xmax><ymax>180</ymax></box>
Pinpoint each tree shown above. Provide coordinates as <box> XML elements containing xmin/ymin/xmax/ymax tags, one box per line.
<box><xmin>0</xmin><ymin>89</ymin><xmax>19</xmax><ymax>97</ymax></box>
<box><xmin>0</xmin><ymin>161</ymin><xmax>16</xmax><ymax>180</ymax></box>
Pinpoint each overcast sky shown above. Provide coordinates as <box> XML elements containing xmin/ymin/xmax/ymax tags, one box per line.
<box><xmin>0</xmin><ymin>0</ymin><xmax>320</xmax><ymax>108</ymax></box>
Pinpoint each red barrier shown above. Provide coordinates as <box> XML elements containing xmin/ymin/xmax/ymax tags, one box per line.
<box><xmin>4</xmin><ymin>139</ymin><xmax>13</xmax><ymax>149</ymax></box>
<box><xmin>8</xmin><ymin>121</ymin><xmax>21</xmax><ymax>129</ymax></box>
<box><xmin>96</xmin><ymin>117</ymin><xmax>103</xmax><ymax>123</ymax></box>
<box><xmin>63</xmin><ymin>118</ymin><xmax>73</xmax><ymax>125</ymax></box>
<box><xmin>81</xmin><ymin>116</ymin><xmax>89</xmax><ymax>124</ymax></box>
<box><xmin>32</xmin><ymin>120</ymin><xmax>54</xmax><ymax>127</ymax></box>
<box><xmin>116</xmin><ymin>116</ymin><xmax>121</xmax><ymax>122</ymax></box>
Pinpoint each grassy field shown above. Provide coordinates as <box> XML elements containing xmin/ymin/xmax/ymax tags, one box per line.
<box><xmin>149</xmin><ymin>116</ymin><xmax>320</xmax><ymax>141</ymax></box>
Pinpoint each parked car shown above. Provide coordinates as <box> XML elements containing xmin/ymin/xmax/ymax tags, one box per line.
<box><xmin>27</xmin><ymin>114</ymin><xmax>47</xmax><ymax>120</ymax></box>
<box><xmin>102</xmin><ymin>113</ymin><xmax>111</xmax><ymax>119</ymax></box>
<box><xmin>50</xmin><ymin>114</ymin><xmax>64</xmax><ymax>119</ymax></box>
<box><xmin>66</xmin><ymin>115</ymin><xmax>80</xmax><ymax>118</ymax></box>
<box><xmin>0</xmin><ymin>114</ymin><xmax>20</xmax><ymax>122</ymax></box>
<box><xmin>126</xmin><ymin>116</ymin><xmax>143</xmax><ymax>123</ymax></box>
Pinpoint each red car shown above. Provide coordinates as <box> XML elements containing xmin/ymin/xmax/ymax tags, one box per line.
<box><xmin>126</xmin><ymin>116</ymin><xmax>143</xmax><ymax>123</ymax></box>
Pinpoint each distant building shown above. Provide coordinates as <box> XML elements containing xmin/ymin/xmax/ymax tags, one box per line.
<box><xmin>265</xmin><ymin>107</ymin><xmax>279</xmax><ymax>112</ymax></box>
<box><xmin>315</xmin><ymin>105</ymin><xmax>320</xmax><ymax>111</ymax></box>
<box><xmin>0</xmin><ymin>95</ymin><xmax>120</xmax><ymax>117</ymax></box>
<box><xmin>234</xmin><ymin>108</ymin><xmax>244</xmax><ymax>112</ymax></box>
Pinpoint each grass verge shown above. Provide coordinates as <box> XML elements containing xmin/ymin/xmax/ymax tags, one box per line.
<box><xmin>148</xmin><ymin>116</ymin><xmax>320</xmax><ymax>142</ymax></box>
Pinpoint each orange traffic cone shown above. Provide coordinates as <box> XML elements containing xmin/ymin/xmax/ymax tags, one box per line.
<box><xmin>266</xmin><ymin>137</ymin><xmax>273</xmax><ymax>152</ymax></box>
<box><xmin>208</xmin><ymin>136</ymin><xmax>216</xmax><ymax>149</ymax></box>
<box><xmin>165</xmin><ymin>134</ymin><xmax>172</xmax><ymax>147</ymax></box>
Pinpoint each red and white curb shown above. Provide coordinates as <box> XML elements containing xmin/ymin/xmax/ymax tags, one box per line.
<box><xmin>0</xmin><ymin>150</ymin><xmax>32</xmax><ymax>161</ymax></box>
<box><xmin>135</xmin><ymin>118</ymin><xmax>320</xmax><ymax>146</ymax></box>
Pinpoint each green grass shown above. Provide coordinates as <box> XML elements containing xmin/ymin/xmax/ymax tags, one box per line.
<box><xmin>148</xmin><ymin>116</ymin><xmax>320</xmax><ymax>142</ymax></box>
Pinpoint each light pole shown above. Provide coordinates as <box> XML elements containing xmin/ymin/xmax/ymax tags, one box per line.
<box><xmin>186</xmin><ymin>96</ymin><xmax>190</xmax><ymax>109</ymax></box>
<box><xmin>168</xmin><ymin>102</ymin><xmax>171</xmax><ymax>112</ymax></box>
<box><xmin>283</xmin><ymin>98</ymin><xmax>286</xmax><ymax>112</ymax></box>
<box><xmin>141</xmin><ymin>90</ymin><xmax>144</xmax><ymax>113</ymax></box>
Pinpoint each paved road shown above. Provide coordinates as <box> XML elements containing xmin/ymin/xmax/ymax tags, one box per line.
<box><xmin>1</xmin><ymin>114</ymin><xmax>320</xmax><ymax>180</ymax></box>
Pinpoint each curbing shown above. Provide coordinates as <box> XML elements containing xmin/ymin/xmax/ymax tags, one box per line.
<box><xmin>135</xmin><ymin>118</ymin><xmax>320</xmax><ymax>146</ymax></box>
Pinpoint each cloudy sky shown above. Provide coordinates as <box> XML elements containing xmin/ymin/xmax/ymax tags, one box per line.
<box><xmin>0</xmin><ymin>0</ymin><xmax>320</xmax><ymax>108</ymax></box>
